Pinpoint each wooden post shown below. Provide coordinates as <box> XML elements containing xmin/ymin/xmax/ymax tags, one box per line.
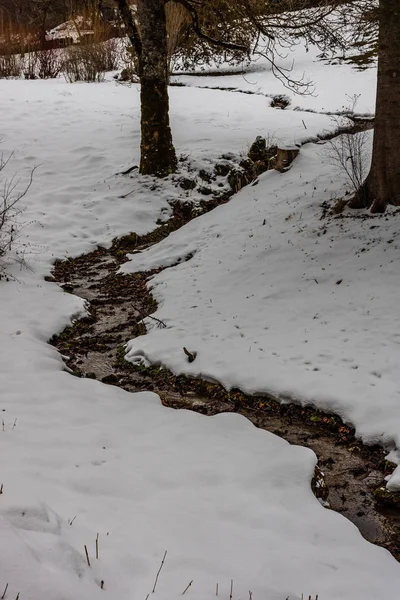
<box><xmin>275</xmin><ymin>146</ymin><xmax>300</xmax><ymax>172</ymax></box>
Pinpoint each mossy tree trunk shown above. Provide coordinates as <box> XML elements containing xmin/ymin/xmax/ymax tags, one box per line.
<box><xmin>350</xmin><ymin>0</ymin><xmax>400</xmax><ymax>212</ymax></box>
<box><xmin>136</xmin><ymin>0</ymin><xmax>177</xmax><ymax>177</ymax></box>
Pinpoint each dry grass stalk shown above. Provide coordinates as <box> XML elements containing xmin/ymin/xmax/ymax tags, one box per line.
<box><xmin>84</xmin><ymin>544</ymin><xmax>91</xmax><ymax>567</ymax></box>
<box><xmin>152</xmin><ymin>550</ymin><xmax>167</xmax><ymax>593</ymax></box>
<box><xmin>182</xmin><ymin>580</ymin><xmax>193</xmax><ymax>595</ymax></box>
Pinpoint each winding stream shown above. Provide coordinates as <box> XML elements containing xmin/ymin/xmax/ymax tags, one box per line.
<box><xmin>49</xmin><ymin>147</ymin><xmax>400</xmax><ymax>562</ymax></box>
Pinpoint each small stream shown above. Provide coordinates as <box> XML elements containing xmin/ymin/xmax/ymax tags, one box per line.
<box><xmin>49</xmin><ymin>148</ymin><xmax>400</xmax><ymax>561</ymax></box>
<box><xmin>50</xmin><ymin>226</ymin><xmax>400</xmax><ymax>562</ymax></box>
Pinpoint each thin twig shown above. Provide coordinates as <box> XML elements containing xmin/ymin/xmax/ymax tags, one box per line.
<box><xmin>138</xmin><ymin>313</ymin><xmax>167</xmax><ymax>329</ymax></box>
<box><xmin>216</xmin><ymin>583</ymin><xmax>218</xmax><ymax>596</ymax></box>
<box><xmin>0</xmin><ymin>484</ymin><xmax>3</xmax><ymax>494</ymax></box>
<box><xmin>119</xmin><ymin>188</ymin><xmax>136</xmax><ymax>199</ymax></box>
<box><xmin>230</xmin><ymin>579</ymin><xmax>233</xmax><ymax>600</ymax></box>
<box><xmin>120</xmin><ymin>165</ymin><xmax>138</xmax><ymax>175</ymax></box>
<box><xmin>96</xmin><ymin>533</ymin><xmax>99</xmax><ymax>559</ymax></box>
<box><xmin>182</xmin><ymin>580</ymin><xmax>193</xmax><ymax>595</ymax></box>
<box><xmin>249</xmin><ymin>592</ymin><xmax>252</xmax><ymax>600</ymax></box>
<box><xmin>152</xmin><ymin>550</ymin><xmax>167</xmax><ymax>593</ymax></box>
<box><xmin>84</xmin><ymin>544</ymin><xmax>91</xmax><ymax>567</ymax></box>
<box><xmin>1</xmin><ymin>583</ymin><xmax>8</xmax><ymax>599</ymax></box>
<box><xmin>11</xmin><ymin>419</ymin><xmax>17</xmax><ymax>430</ymax></box>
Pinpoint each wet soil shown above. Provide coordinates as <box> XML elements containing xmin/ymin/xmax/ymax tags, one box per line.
<box><xmin>49</xmin><ymin>160</ymin><xmax>400</xmax><ymax>562</ymax></box>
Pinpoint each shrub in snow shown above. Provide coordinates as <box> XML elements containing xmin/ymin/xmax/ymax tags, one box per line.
<box><xmin>270</xmin><ymin>94</ymin><xmax>291</xmax><ymax>109</ymax></box>
<box><xmin>62</xmin><ymin>38</ymin><xmax>119</xmax><ymax>82</ymax></box>
<box><xmin>0</xmin><ymin>25</ymin><xmax>24</xmax><ymax>79</ymax></box>
<box><xmin>37</xmin><ymin>49</ymin><xmax>63</xmax><ymax>79</ymax></box>
<box><xmin>0</xmin><ymin>152</ymin><xmax>34</xmax><ymax>275</ymax></box>
<box><xmin>63</xmin><ymin>42</ymin><xmax>105</xmax><ymax>82</ymax></box>
<box><xmin>23</xmin><ymin>49</ymin><xmax>38</xmax><ymax>80</ymax></box>
<box><xmin>0</xmin><ymin>51</ymin><xmax>24</xmax><ymax>79</ymax></box>
<box><xmin>326</xmin><ymin>129</ymin><xmax>369</xmax><ymax>198</ymax></box>
<box><xmin>326</xmin><ymin>94</ymin><xmax>370</xmax><ymax>201</ymax></box>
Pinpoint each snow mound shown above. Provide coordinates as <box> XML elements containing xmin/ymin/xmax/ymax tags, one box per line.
<box><xmin>0</xmin><ymin>510</ymin><xmax>99</xmax><ymax>600</ymax></box>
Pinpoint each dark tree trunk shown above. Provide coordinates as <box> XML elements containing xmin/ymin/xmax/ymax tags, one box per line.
<box><xmin>39</xmin><ymin>5</ymin><xmax>50</xmax><ymax>50</ymax></box>
<box><xmin>350</xmin><ymin>0</ymin><xmax>400</xmax><ymax>212</ymax></box>
<box><xmin>136</xmin><ymin>0</ymin><xmax>177</xmax><ymax>177</ymax></box>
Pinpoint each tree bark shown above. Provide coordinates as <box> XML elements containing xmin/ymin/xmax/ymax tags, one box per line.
<box><xmin>136</xmin><ymin>0</ymin><xmax>177</xmax><ymax>176</ymax></box>
<box><xmin>39</xmin><ymin>2</ymin><xmax>51</xmax><ymax>50</ymax></box>
<box><xmin>350</xmin><ymin>0</ymin><xmax>400</xmax><ymax>212</ymax></box>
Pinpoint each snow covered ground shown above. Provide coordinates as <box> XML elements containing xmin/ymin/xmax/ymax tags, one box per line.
<box><xmin>172</xmin><ymin>41</ymin><xmax>376</xmax><ymax>115</ymax></box>
<box><xmin>2</xmin><ymin>44</ymin><xmax>400</xmax><ymax>600</ymax></box>
<box><xmin>0</xmin><ymin>77</ymin><xmax>341</xmax><ymax>266</ymax></box>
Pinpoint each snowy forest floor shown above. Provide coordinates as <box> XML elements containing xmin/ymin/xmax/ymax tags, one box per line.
<box><xmin>2</xmin><ymin>39</ymin><xmax>400</xmax><ymax>600</ymax></box>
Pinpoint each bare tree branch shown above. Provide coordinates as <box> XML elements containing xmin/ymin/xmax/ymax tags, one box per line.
<box><xmin>114</xmin><ymin>0</ymin><xmax>142</xmax><ymax>58</ymax></box>
<box><xmin>173</xmin><ymin>0</ymin><xmax>249</xmax><ymax>53</ymax></box>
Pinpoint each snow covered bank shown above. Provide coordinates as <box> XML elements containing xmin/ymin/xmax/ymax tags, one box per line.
<box><xmin>0</xmin><ymin>78</ymin><xmax>335</xmax><ymax>267</ymax></box>
<box><xmin>122</xmin><ymin>137</ymin><xmax>400</xmax><ymax>465</ymax></box>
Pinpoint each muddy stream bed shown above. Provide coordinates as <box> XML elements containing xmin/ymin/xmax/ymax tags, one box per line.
<box><xmin>49</xmin><ymin>150</ymin><xmax>400</xmax><ymax>562</ymax></box>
